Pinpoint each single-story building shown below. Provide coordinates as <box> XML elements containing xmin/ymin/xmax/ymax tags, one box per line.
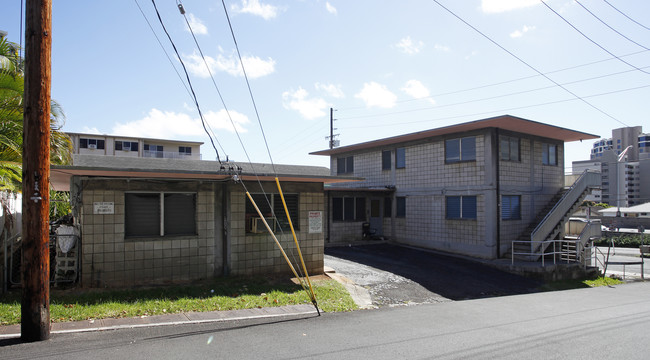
<box><xmin>51</xmin><ymin>155</ymin><xmax>355</xmax><ymax>288</ymax></box>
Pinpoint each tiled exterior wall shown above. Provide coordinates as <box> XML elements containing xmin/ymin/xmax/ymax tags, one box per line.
<box><xmin>229</xmin><ymin>182</ymin><xmax>325</xmax><ymax>277</ymax></box>
<box><xmin>79</xmin><ymin>180</ymin><xmax>219</xmax><ymax>288</ymax></box>
<box><xmin>327</xmin><ymin>129</ymin><xmax>566</xmax><ymax>259</ymax></box>
<box><xmin>498</xmin><ymin>135</ymin><xmax>564</xmax><ymax>252</ymax></box>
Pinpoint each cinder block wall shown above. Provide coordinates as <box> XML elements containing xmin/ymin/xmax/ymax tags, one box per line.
<box><xmin>79</xmin><ymin>179</ymin><xmax>219</xmax><ymax>288</ymax></box>
<box><xmin>229</xmin><ymin>182</ymin><xmax>325</xmax><ymax>277</ymax></box>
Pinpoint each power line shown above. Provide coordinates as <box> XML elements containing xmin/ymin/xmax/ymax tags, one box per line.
<box><xmin>133</xmin><ymin>0</ymin><xmax>194</xmax><ymax>101</ymax></box>
<box><xmin>339</xmin><ymin>83</ymin><xmax>650</xmax><ymax>130</ymax></box>
<box><xmin>339</xmin><ymin>65</ymin><xmax>650</xmax><ymax>121</ymax></box>
<box><xmin>575</xmin><ymin>0</ymin><xmax>650</xmax><ymax>51</ymax></box>
<box><xmin>337</xmin><ymin>49</ymin><xmax>649</xmax><ymax>112</ymax></box>
<box><xmin>603</xmin><ymin>0</ymin><xmax>650</xmax><ymax>31</ymax></box>
<box><xmin>219</xmin><ymin>0</ymin><xmax>276</xmax><ymax>175</ymax></box>
<box><xmin>430</xmin><ymin>0</ymin><xmax>629</xmax><ymax>127</ymax></box>
<box><xmin>149</xmin><ymin>0</ymin><xmax>225</xmax><ymax>163</ymax></box>
<box><xmin>541</xmin><ymin>0</ymin><xmax>650</xmax><ymax>76</ymax></box>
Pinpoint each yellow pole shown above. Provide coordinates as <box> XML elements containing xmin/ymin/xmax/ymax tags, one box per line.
<box><xmin>245</xmin><ymin>192</ymin><xmax>304</xmax><ymax>289</ymax></box>
<box><xmin>275</xmin><ymin>178</ymin><xmax>318</xmax><ymax>305</ymax></box>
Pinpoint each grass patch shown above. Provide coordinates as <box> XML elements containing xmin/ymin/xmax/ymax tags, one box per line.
<box><xmin>539</xmin><ymin>276</ymin><xmax>624</xmax><ymax>292</ymax></box>
<box><xmin>0</xmin><ymin>276</ymin><xmax>357</xmax><ymax>326</ymax></box>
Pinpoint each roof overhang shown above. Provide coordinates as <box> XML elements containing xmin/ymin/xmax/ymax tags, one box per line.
<box><xmin>51</xmin><ymin>166</ymin><xmax>359</xmax><ymax>192</ymax></box>
<box><xmin>311</xmin><ymin>115</ymin><xmax>600</xmax><ymax>156</ymax></box>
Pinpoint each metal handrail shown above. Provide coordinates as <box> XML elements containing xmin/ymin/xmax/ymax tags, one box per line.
<box><xmin>530</xmin><ymin>170</ymin><xmax>600</xmax><ymax>245</ymax></box>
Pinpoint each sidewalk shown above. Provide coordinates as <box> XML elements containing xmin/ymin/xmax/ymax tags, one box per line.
<box><xmin>594</xmin><ymin>246</ymin><xmax>647</xmax><ymax>280</ymax></box>
<box><xmin>0</xmin><ymin>304</ymin><xmax>318</xmax><ymax>339</ymax></box>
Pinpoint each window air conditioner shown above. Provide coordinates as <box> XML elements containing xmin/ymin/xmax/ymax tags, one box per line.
<box><xmin>251</xmin><ymin>217</ymin><xmax>274</xmax><ymax>233</ymax></box>
<box><xmin>88</xmin><ymin>144</ymin><xmax>97</xmax><ymax>149</ymax></box>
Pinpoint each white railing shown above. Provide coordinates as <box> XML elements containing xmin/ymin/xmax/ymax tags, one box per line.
<box><xmin>142</xmin><ymin>150</ymin><xmax>197</xmax><ymax>160</ymax></box>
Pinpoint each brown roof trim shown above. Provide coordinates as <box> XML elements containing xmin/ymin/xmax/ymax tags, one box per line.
<box><xmin>310</xmin><ymin>115</ymin><xmax>599</xmax><ymax>156</ymax></box>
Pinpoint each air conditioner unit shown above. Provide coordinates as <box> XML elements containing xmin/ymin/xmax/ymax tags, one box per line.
<box><xmin>250</xmin><ymin>217</ymin><xmax>275</xmax><ymax>233</ymax></box>
<box><xmin>123</xmin><ymin>146</ymin><xmax>130</xmax><ymax>151</ymax></box>
<box><xmin>88</xmin><ymin>144</ymin><xmax>97</xmax><ymax>149</ymax></box>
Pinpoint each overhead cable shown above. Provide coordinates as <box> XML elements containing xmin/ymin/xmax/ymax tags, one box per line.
<box><xmin>430</xmin><ymin>0</ymin><xmax>629</xmax><ymax>127</ymax></box>
<box><xmin>150</xmin><ymin>0</ymin><xmax>225</xmax><ymax>163</ymax></box>
<box><xmin>541</xmin><ymin>0</ymin><xmax>650</xmax><ymax>77</ymax></box>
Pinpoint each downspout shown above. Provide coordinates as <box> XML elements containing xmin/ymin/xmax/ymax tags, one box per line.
<box><xmin>222</xmin><ymin>183</ymin><xmax>230</xmax><ymax>276</ymax></box>
<box><xmin>495</xmin><ymin>128</ymin><xmax>501</xmax><ymax>258</ymax></box>
<box><xmin>326</xmin><ymin>190</ymin><xmax>331</xmax><ymax>243</ymax></box>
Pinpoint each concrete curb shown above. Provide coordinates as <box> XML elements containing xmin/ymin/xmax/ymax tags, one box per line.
<box><xmin>0</xmin><ymin>304</ymin><xmax>318</xmax><ymax>339</ymax></box>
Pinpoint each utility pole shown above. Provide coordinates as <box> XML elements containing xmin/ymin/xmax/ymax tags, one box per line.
<box><xmin>21</xmin><ymin>0</ymin><xmax>52</xmax><ymax>342</ymax></box>
<box><xmin>328</xmin><ymin>108</ymin><xmax>339</xmax><ymax>149</ymax></box>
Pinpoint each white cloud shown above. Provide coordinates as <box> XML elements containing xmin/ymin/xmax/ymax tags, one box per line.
<box><xmin>355</xmin><ymin>82</ymin><xmax>397</xmax><ymax>108</ymax></box>
<box><xmin>230</xmin><ymin>0</ymin><xmax>279</xmax><ymax>20</ymax></box>
<box><xmin>395</xmin><ymin>36</ymin><xmax>424</xmax><ymax>55</ymax></box>
<box><xmin>434</xmin><ymin>44</ymin><xmax>451</xmax><ymax>52</ymax></box>
<box><xmin>465</xmin><ymin>50</ymin><xmax>479</xmax><ymax>60</ymax></box>
<box><xmin>481</xmin><ymin>0</ymin><xmax>540</xmax><ymax>13</ymax></box>
<box><xmin>184</xmin><ymin>51</ymin><xmax>276</xmax><ymax>79</ymax></box>
<box><xmin>282</xmin><ymin>87</ymin><xmax>329</xmax><ymax>120</ymax></box>
<box><xmin>112</xmin><ymin>108</ymin><xmax>249</xmax><ymax>139</ymax></box>
<box><xmin>315</xmin><ymin>82</ymin><xmax>344</xmax><ymax>98</ymax></box>
<box><xmin>81</xmin><ymin>126</ymin><xmax>101</xmax><ymax>134</ymax></box>
<box><xmin>186</xmin><ymin>13</ymin><xmax>208</xmax><ymax>35</ymax></box>
<box><xmin>510</xmin><ymin>25</ymin><xmax>536</xmax><ymax>38</ymax></box>
<box><xmin>401</xmin><ymin>80</ymin><xmax>435</xmax><ymax>104</ymax></box>
<box><xmin>326</xmin><ymin>2</ymin><xmax>337</xmax><ymax>15</ymax></box>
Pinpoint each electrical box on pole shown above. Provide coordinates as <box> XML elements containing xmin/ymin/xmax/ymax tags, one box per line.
<box><xmin>21</xmin><ymin>0</ymin><xmax>52</xmax><ymax>342</ymax></box>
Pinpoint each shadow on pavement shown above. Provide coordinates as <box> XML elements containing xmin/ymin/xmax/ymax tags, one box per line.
<box><xmin>326</xmin><ymin>244</ymin><xmax>542</xmax><ymax>301</ymax></box>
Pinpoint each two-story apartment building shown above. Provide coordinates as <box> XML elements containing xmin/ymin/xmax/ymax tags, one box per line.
<box><xmin>311</xmin><ymin>115</ymin><xmax>598</xmax><ymax>260</ymax></box>
<box><xmin>66</xmin><ymin>132</ymin><xmax>203</xmax><ymax>161</ymax></box>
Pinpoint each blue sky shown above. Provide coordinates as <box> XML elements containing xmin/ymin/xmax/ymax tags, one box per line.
<box><xmin>2</xmin><ymin>0</ymin><xmax>649</xmax><ymax>170</ymax></box>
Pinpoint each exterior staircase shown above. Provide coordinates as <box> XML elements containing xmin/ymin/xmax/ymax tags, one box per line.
<box><xmin>510</xmin><ymin>170</ymin><xmax>601</xmax><ymax>263</ymax></box>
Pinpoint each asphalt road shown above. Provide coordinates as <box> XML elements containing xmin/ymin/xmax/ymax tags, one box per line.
<box><xmin>325</xmin><ymin>244</ymin><xmax>542</xmax><ymax>304</ymax></box>
<box><xmin>2</xmin><ymin>282</ymin><xmax>649</xmax><ymax>359</ymax></box>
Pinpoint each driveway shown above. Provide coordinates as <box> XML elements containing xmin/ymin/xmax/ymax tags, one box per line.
<box><xmin>325</xmin><ymin>243</ymin><xmax>541</xmax><ymax>307</ymax></box>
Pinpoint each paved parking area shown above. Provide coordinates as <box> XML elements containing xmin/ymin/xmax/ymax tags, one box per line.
<box><xmin>325</xmin><ymin>243</ymin><xmax>542</xmax><ymax>306</ymax></box>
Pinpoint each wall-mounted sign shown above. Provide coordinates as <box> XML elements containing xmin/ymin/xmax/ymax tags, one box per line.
<box><xmin>93</xmin><ymin>202</ymin><xmax>114</xmax><ymax>214</ymax></box>
<box><xmin>308</xmin><ymin>211</ymin><xmax>322</xmax><ymax>234</ymax></box>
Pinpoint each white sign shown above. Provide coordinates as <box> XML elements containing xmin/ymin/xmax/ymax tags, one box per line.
<box><xmin>93</xmin><ymin>202</ymin><xmax>114</xmax><ymax>214</ymax></box>
<box><xmin>308</xmin><ymin>211</ymin><xmax>322</xmax><ymax>234</ymax></box>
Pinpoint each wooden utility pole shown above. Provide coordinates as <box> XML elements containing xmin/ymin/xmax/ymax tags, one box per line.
<box><xmin>21</xmin><ymin>0</ymin><xmax>52</xmax><ymax>342</ymax></box>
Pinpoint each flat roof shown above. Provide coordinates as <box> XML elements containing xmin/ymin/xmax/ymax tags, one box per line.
<box><xmin>310</xmin><ymin>115</ymin><xmax>599</xmax><ymax>156</ymax></box>
<box><xmin>51</xmin><ymin>155</ymin><xmax>360</xmax><ymax>191</ymax></box>
<box><xmin>65</xmin><ymin>132</ymin><xmax>204</xmax><ymax>145</ymax></box>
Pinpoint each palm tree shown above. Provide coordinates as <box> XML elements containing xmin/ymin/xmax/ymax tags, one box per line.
<box><xmin>1</xmin><ymin>34</ymin><xmax>72</xmax><ymax>231</ymax></box>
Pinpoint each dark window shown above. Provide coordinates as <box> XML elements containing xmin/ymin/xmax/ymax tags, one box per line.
<box><xmin>542</xmin><ymin>143</ymin><xmax>557</xmax><ymax>165</ymax></box>
<box><xmin>80</xmin><ymin>138</ymin><xmax>104</xmax><ymax>149</ymax></box>
<box><xmin>445</xmin><ymin>137</ymin><xmax>476</xmax><ymax>163</ymax></box>
<box><xmin>500</xmin><ymin>136</ymin><xmax>520</xmax><ymax>161</ymax></box>
<box><xmin>337</xmin><ymin>156</ymin><xmax>354</xmax><ymax>175</ymax></box>
<box><xmin>332</xmin><ymin>197</ymin><xmax>365</xmax><ymax>222</ymax></box>
<box><xmin>344</xmin><ymin>197</ymin><xmax>355</xmax><ymax>221</ymax></box>
<box><xmin>396</xmin><ymin>197</ymin><xmax>406</xmax><ymax>218</ymax></box>
<box><xmin>502</xmin><ymin>195</ymin><xmax>521</xmax><ymax>220</ymax></box>
<box><xmin>384</xmin><ymin>197</ymin><xmax>392</xmax><ymax>217</ymax></box>
<box><xmin>130</xmin><ymin>142</ymin><xmax>139</xmax><ymax>151</ymax></box>
<box><xmin>125</xmin><ymin>192</ymin><xmax>197</xmax><ymax>237</ymax></box>
<box><xmin>333</xmin><ymin>197</ymin><xmax>343</xmax><ymax>221</ymax></box>
<box><xmin>125</xmin><ymin>193</ymin><xmax>160</xmax><ymax>237</ymax></box>
<box><xmin>446</xmin><ymin>196</ymin><xmax>477</xmax><ymax>219</ymax></box>
<box><xmin>115</xmin><ymin>141</ymin><xmax>123</xmax><ymax>151</ymax></box>
<box><xmin>245</xmin><ymin>193</ymin><xmax>299</xmax><ymax>232</ymax></box>
<box><xmin>164</xmin><ymin>193</ymin><xmax>197</xmax><ymax>235</ymax></box>
<box><xmin>382</xmin><ymin>150</ymin><xmax>391</xmax><ymax>170</ymax></box>
<box><xmin>179</xmin><ymin>146</ymin><xmax>192</xmax><ymax>155</ymax></box>
<box><xmin>395</xmin><ymin>148</ymin><xmax>406</xmax><ymax>169</ymax></box>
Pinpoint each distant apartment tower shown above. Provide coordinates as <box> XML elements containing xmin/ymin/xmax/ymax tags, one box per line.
<box><xmin>67</xmin><ymin>133</ymin><xmax>203</xmax><ymax>161</ymax></box>
<box><xmin>575</xmin><ymin>126</ymin><xmax>650</xmax><ymax>207</ymax></box>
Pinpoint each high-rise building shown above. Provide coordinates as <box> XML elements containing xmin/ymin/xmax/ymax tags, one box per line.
<box><xmin>576</xmin><ymin>126</ymin><xmax>650</xmax><ymax>207</ymax></box>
